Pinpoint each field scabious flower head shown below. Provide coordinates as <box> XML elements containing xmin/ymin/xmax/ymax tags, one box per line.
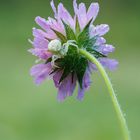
<box><xmin>29</xmin><ymin>0</ymin><xmax>118</xmax><ymax>101</ymax></box>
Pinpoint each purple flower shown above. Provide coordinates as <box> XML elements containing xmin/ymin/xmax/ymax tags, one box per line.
<box><xmin>29</xmin><ymin>0</ymin><xmax>118</xmax><ymax>101</ymax></box>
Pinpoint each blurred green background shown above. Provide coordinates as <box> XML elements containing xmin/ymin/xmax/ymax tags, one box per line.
<box><xmin>0</xmin><ymin>0</ymin><xmax>140</xmax><ymax>140</ymax></box>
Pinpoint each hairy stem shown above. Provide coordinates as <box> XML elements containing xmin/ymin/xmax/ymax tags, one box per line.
<box><xmin>79</xmin><ymin>49</ymin><xmax>131</xmax><ymax>140</ymax></box>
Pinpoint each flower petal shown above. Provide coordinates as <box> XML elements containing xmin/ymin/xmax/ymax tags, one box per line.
<box><xmin>58</xmin><ymin>3</ymin><xmax>75</xmax><ymax>30</ymax></box>
<box><xmin>53</xmin><ymin>72</ymin><xmax>77</xmax><ymax>101</ymax></box>
<box><xmin>32</xmin><ymin>36</ymin><xmax>49</xmax><ymax>48</ymax></box>
<box><xmin>50</xmin><ymin>0</ymin><xmax>57</xmax><ymax>18</ymax></box>
<box><xmin>75</xmin><ymin>3</ymin><xmax>87</xmax><ymax>30</ymax></box>
<box><xmin>28</xmin><ymin>48</ymin><xmax>52</xmax><ymax>59</ymax></box>
<box><xmin>53</xmin><ymin>71</ymin><xmax>63</xmax><ymax>88</ymax></box>
<box><xmin>33</xmin><ymin>27</ymin><xmax>57</xmax><ymax>40</ymax></box>
<box><xmin>77</xmin><ymin>71</ymin><xmax>91</xmax><ymax>100</ymax></box>
<box><xmin>35</xmin><ymin>16</ymin><xmax>50</xmax><ymax>31</ymax></box>
<box><xmin>90</xmin><ymin>24</ymin><xmax>110</xmax><ymax>37</ymax></box>
<box><xmin>47</xmin><ymin>17</ymin><xmax>65</xmax><ymax>35</ymax></box>
<box><xmin>89</xmin><ymin>62</ymin><xmax>98</xmax><ymax>71</ymax></box>
<box><xmin>95</xmin><ymin>37</ymin><xmax>106</xmax><ymax>46</ymax></box>
<box><xmin>87</xmin><ymin>3</ymin><xmax>99</xmax><ymax>23</ymax></box>
<box><xmin>99</xmin><ymin>58</ymin><xmax>118</xmax><ymax>71</ymax></box>
<box><xmin>97</xmin><ymin>44</ymin><xmax>115</xmax><ymax>55</ymax></box>
<box><xmin>73</xmin><ymin>0</ymin><xmax>78</xmax><ymax>14</ymax></box>
<box><xmin>67</xmin><ymin>74</ymin><xmax>77</xmax><ymax>96</ymax></box>
<box><xmin>35</xmin><ymin>17</ymin><xmax>57</xmax><ymax>39</ymax></box>
<box><xmin>33</xmin><ymin>28</ymin><xmax>46</xmax><ymax>38</ymax></box>
<box><xmin>77</xmin><ymin>87</ymin><xmax>85</xmax><ymax>101</ymax></box>
<box><xmin>29</xmin><ymin>29</ymin><xmax>53</xmax><ymax>59</ymax></box>
<box><xmin>96</xmin><ymin>24</ymin><xmax>110</xmax><ymax>36</ymax></box>
<box><xmin>30</xmin><ymin>63</ymin><xmax>52</xmax><ymax>85</ymax></box>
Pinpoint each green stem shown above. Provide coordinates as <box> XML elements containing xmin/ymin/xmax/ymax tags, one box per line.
<box><xmin>79</xmin><ymin>49</ymin><xmax>131</xmax><ymax>140</ymax></box>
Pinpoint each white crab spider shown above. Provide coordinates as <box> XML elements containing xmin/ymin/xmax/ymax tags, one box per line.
<box><xmin>48</xmin><ymin>39</ymin><xmax>62</xmax><ymax>53</ymax></box>
<box><xmin>48</xmin><ymin>39</ymin><xmax>79</xmax><ymax>68</ymax></box>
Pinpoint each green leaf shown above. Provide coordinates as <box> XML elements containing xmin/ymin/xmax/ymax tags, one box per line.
<box><xmin>51</xmin><ymin>28</ymin><xmax>67</xmax><ymax>43</ymax></box>
<box><xmin>62</xmin><ymin>20</ymin><xmax>76</xmax><ymax>40</ymax></box>
<box><xmin>77</xmin><ymin>19</ymin><xmax>92</xmax><ymax>48</ymax></box>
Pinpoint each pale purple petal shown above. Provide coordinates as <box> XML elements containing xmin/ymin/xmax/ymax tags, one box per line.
<box><xmin>57</xmin><ymin>83</ymin><xmax>67</xmax><ymax>101</ymax></box>
<box><xmin>32</xmin><ymin>36</ymin><xmax>49</xmax><ymax>48</ymax></box>
<box><xmin>50</xmin><ymin>0</ymin><xmax>57</xmax><ymax>18</ymax></box>
<box><xmin>97</xmin><ymin>44</ymin><xmax>115</xmax><ymax>55</ymax></box>
<box><xmin>33</xmin><ymin>27</ymin><xmax>57</xmax><ymax>40</ymax></box>
<box><xmin>53</xmin><ymin>72</ymin><xmax>77</xmax><ymax>101</ymax></box>
<box><xmin>30</xmin><ymin>63</ymin><xmax>52</xmax><ymax>85</ymax></box>
<box><xmin>77</xmin><ymin>87</ymin><xmax>85</xmax><ymax>101</ymax></box>
<box><xmin>53</xmin><ymin>71</ymin><xmax>63</xmax><ymax>88</ymax></box>
<box><xmin>58</xmin><ymin>3</ymin><xmax>75</xmax><ymax>31</ymax></box>
<box><xmin>35</xmin><ymin>17</ymin><xmax>57</xmax><ymax>39</ymax></box>
<box><xmin>95</xmin><ymin>37</ymin><xmax>106</xmax><ymax>46</ymax></box>
<box><xmin>45</xmin><ymin>30</ymin><xmax>57</xmax><ymax>39</ymax></box>
<box><xmin>74</xmin><ymin>1</ymin><xmax>99</xmax><ymax>30</ymax></box>
<box><xmin>99</xmin><ymin>58</ymin><xmax>118</xmax><ymax>71</ymax></box>
<box><xmin>90</xmin><ymin>24</ymin><xmax>109</xmax><ymax>37</ymax></box>
<box><xmin>96</xmin><ymin>24</ymin><xmax>110</xmax><ymax>36</ymax></box>
<box><xmin>33</xmin><ymin>28</ymin><xmax>47</xmax><ymax>38</ymax></box>
<box><xmin>73</xmin><ymin>0</ymin><xmax>78</xmax><ymax>14</ymax></box>
<box><xmin>28</xmin><ymin>48</ymin><xmax>52</xmax><ymax>59</ymax></box>
<box><xmin>78</xmin><ymin>3</ymin><xmax>87</xmax><ymax>30</ymax></box>
<box><xmin>87</xmin><ymin>3</ymin><xmax>99</xmax><ymax>23</ymax></box>
<box><xmin>77</xmin><ymin>71</ymin><xmax>91</xmax><ymax>101</ymax></box>
<box><xmin>47</xmin><ymin>17</ymin><xmax>65</xmax><ymax>35</ymax></box>
<box><xmin>35</xmin><ymin>16</ymin><xmax>50</xmax><ymax>31</ymax></box>
<box><xmin>89</xmin><ymin>62</ymin><xmax>98</xmax><ymax>71</ymax></box>
<box><xmin>29</xmin><ymin>30</ymin><xmax>53</xmax><ymax>59</ymax></box>
<box><xmin>82</xmin><ymin>71</ymin><xmax>91</xmax><ymax>89</ymax></box>
<box><xmin>67</xmin><ymin>74</ymin><xmax>77</xmax><ymax>96</ymax></box>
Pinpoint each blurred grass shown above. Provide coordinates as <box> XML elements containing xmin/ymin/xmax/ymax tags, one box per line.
<box><xmin>0</xmin><ymin>0</ymin><xmax>140</xmax><ymax>140</ymax></box>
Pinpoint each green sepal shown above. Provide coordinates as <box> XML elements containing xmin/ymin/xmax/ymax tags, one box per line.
<box><xmin>62</xmin><ymin>20</ymin><xmax>76</xmax><ymax>40</ymax></box>
<box><xmin>77</xmin><ymin>19</ymin><xmax>92</xmax><ymax>48</ymax></box>
<box><xmin>59</xmin><ymin>67</ymin><xmax>71</xmax><ymax>83</ymax></box>
<box><xmin>44</xmin><ymin>37</ymin><xmax>51</xmax><ymax>42</ymax></box>
<box><xmin>83</xmin><ymin>37</ymin><xmax>97</xmax><ymax>49</ymax></box>
<box><xmin>58</xmin><ymin>55</ymin><xmax>74</xmax><ymax>83</ymax></box>
<box><xmin>51</xmin><ymin>28</ymin><xmax>67</xmax><ymax>43</ymax></box>
<box><xmin>75</xmin><ymin>16</ymin><xmax>81</xmax><ymax>36</ymax></box>
<box><xmin>75</xmin><ymin>57</ymin><xmax>88</xmax><ymax>88</ymax></box>
<box><xmin>87</xmin><ymin>48</ymin><xmax>107</xmax><ymax>58</ymax></box>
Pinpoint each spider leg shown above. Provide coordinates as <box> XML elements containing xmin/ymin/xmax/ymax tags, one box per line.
<box><xmin>67</xmin><ymin>40</ymin><xmax>77</xmax><ymax>44</ymax></box>
<box><xmin>69</xmin><ymin>43</ymin><xmax>79</xmax><ymax>52</ymax></box>
<box><xmin>62</xmin><ymin>40</ymin><xmax>79</xmax><ymax>55</ymax></box>
<box><xmin>60</xmin><ymin>43</ymin><xmax>69</xmax><ymax>56</ymax></box>
<box><xmin>51</xmin><ymin>55</ymin><xmax>61</xmax><ymax>68</ymax></box>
